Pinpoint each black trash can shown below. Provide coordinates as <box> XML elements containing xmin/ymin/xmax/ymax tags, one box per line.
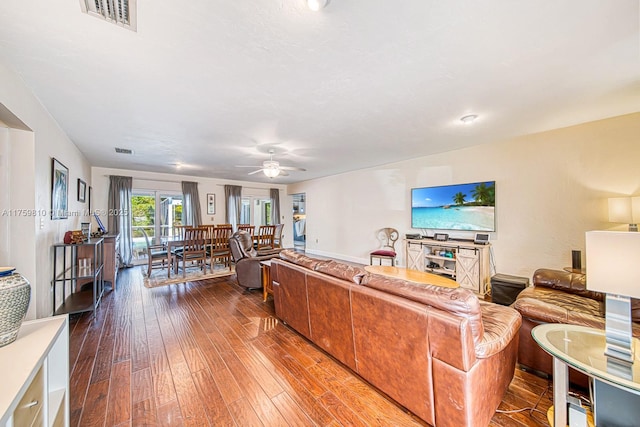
<box><xmin>491</xmin><ymin>273</ymin><xmax>529</xmax><ymax>306</ymax></box>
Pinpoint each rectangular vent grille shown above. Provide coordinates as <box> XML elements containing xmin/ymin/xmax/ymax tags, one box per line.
<box><xmin>80</xmin><ymin>0</ymin><xmax>137</xmax><ymax>31</ymax></box>
<box><xmin>115</xmin><ymin>148</ymin><xmax>133</xmax><ymax>154</ymax></box>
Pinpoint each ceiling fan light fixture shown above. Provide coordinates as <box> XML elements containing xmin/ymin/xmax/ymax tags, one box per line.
<box><xmin>237</xmin><ymin>148</ymin><xmax>303</xmax><ymax>178</ymax></box>
<box><xmin>307</xmin><ymin>0</ymin><xmax>329</xmax><ymax>11</ymax></box>
<box><xmin>263</xmin><ymin>158</ymin><xmax>280</xmax><ymax>178</ymax></box>
<box><xmin>263</xmin><ymin>167</ymin><xmax>280</xmax><ymax>178</ymax></box>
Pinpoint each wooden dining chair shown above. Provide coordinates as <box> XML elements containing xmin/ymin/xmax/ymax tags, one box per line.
<box><xmin>203</xmin><ymin>225</ymin><xmax>216</xmax><ymax>239</ymax></box>
<box><xmin>257</xmin><ymin>225</ymin><xmax>276</xmax><ymax>250</ymax></box>
<box><xmin>237</xmin><ymin>224</ymin><xmax>255</xmax><ymax>240</ymax></box>
<box><xmin>174</xmin><ymin>227</ymin><xmax>208</xmax><ymax>277</ymax></box>
<box><xmin>273</xmin><ymin>224</ymin><xmax>284</xmax><ymax>248</ymax></box>
<box><xmin>173</xmin><ymin>224</ymin><xmax>191</xmax><ymax>239</ymax></box>
<box><xmin>209</xmin><ymin>226</ymin><xmax>233</xmax><ymax>270</ymax></box>
<box><xmin>141</xmin><ymin>228</ymin><xmax>169</xmax><ymax>277</ymax></box>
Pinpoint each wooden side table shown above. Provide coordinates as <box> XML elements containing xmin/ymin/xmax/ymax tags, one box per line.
<box><xmin>260</xmin><ymin>259</ymin><xmax>273</xmax><ymax>302</ymax></box>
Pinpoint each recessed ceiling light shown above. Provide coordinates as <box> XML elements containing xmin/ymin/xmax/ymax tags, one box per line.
<box><xmin>307</xmin><ymin>0</ymin><xmax>329</xmax><ymax>11</ymax></box>
<box><xmin>460</xmin><ymin>114</ymin><xmax>478</xmax><ymax>124</ymax></box>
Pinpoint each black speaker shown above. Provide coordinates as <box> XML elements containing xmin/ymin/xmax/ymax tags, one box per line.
<box><xmin>571</xmin><ymin>250</ymin><xmax>582</xmax><ymax>270</ymax></box>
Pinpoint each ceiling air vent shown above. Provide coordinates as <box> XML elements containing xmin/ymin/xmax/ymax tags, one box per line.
<box><xmin>115</xmin><ymin>147</ymin><xmax>133</xmax><ymax>154</ymax></box>
<box><xmin>80</xmin><ymin>0</ymin><xmax>137</xmax><ymax>31</ymax></box>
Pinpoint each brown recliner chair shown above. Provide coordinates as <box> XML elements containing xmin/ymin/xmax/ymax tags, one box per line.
<box><xmin>229</xmin><ymin>231</ymin><xmax>282</xmax><ymax>289</ymax></box>
<box><xmin>513</xmin><ymin>268</ymin><xmax>640</xmax><ymax>388</ymax></box>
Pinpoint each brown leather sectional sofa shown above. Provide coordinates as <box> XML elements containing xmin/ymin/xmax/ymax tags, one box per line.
<box><xmin>270</xmin><ymin>250</ymin><xmax>522</xmax><ymax>427</ymax></box>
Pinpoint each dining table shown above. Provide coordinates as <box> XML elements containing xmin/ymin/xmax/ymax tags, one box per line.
<box><xmin>163</xmin><ymin>236</ymin><xmax>218</xmax><ymax>277</ymax></box>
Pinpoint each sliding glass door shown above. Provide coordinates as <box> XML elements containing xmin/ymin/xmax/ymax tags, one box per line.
<box><xmin>240</xmin><ymin>196</ymin><xmax>272</xmax><ymax>226</ymax></box>
<box><xmin>131</xmin><ymin>191</ymin><xmax>183</xmax><ymax>261</ymax></box>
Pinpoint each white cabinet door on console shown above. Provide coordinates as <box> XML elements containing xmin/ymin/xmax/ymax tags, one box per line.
<box><xmin>406</xmin><ymin>241</ymin><xmax>425</xmax><ymax>271</ymax></box>
<box><xmin>456</xmin><ymin>248</ymin><xmax>481</xmax><ymax>292</ymax></box>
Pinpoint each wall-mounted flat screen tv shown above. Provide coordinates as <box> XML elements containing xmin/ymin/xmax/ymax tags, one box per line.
<box><xmin>411</xmin><ymin>181</ymin><xmax>495</xmax><ymax>231</ymax></box>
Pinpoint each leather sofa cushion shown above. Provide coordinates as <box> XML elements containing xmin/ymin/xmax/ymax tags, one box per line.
<box><xmin>279</xmin><ymin>249</ymin><xmax>326</xmax><ymax>271</ymax></box>
<box><xmin>516</xmin><ymin>286</ymin><xmax>603</xmax><ymax>318</ymax></box>
<box><xmin>476</xmin><ymin>301</ymin><xmax>522</xmax><ymax>359</ymax></box>
<box><xmin>514</xmin><ymin>286</ymin><xmax>607</xmax><ymax>331</ymax></box>
<box><xmin>361</xmin><ymin>274</ymin><xmax>484</xmax><ymax>345</ymax></box>
<box><xmin>314</xmin><ymin>260</ymin><xmax>368</xmax><ymax>284</ymax></box>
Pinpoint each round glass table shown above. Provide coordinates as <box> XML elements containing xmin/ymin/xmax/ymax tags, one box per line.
<box><xmin>532</xmin><ymin>324</ymin><xmax>640</xmax><ymax>426</ymax></box>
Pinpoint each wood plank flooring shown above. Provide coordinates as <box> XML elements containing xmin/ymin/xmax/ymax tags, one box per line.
<box><xmin>68</xmin><ymin>266</ymin><xmax>554</xmax><ymax>427</ymax></box>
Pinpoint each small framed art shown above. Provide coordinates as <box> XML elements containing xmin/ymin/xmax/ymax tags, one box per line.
<box><xmin>207</xmin><ymin>193</ymin><xmax>215</xmax><ymax>215</ymax></box>
<box><xmin>51</xmin><ymin>158</ymin><xmax>69</xmax><ymax>219</ymax></box>
<box><xmin>77</xmin><ymin>179</ymin><xmax>86</xmax><ymax>202</ymax></box>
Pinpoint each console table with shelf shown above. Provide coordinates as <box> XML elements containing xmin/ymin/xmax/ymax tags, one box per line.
<box><xmin>101</xmin><ymin>234</ymin><xmax>120</xmax><ymax>290</ymax></box>
<box><xmin>405</xmin><ymin>238</ymin><xmax>491</xmax><ymax>295</ymax></box>
<box><xmin>52</xmin><ymin>238</ymin><xmax>105</xmax><ymax>315</ymax></box>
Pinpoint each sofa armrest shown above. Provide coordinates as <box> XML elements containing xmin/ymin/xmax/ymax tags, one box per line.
<box><xmin>252</xmin><ymin>253</ymin><xmax>282</xmax><ymax>262</ymax></box>
<box><xmin>475</xmin><ymin>301</ymin><xmax>522</xmax><ymax>359</ymax></box>
<box><xmin>256</xmin><ymin>248</ymin><xmax>283</xmax><ymax>256</ymax></box>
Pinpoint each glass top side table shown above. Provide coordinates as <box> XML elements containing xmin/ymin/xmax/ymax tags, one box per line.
<box><xmin>532</xmin><ymin>324</ymin><xmax>640</xmax><ymax>426</ymax></box>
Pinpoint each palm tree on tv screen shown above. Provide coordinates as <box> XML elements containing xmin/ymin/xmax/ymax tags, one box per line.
<box><xmin>471</xmin><ymin>182</ymin><xmax>495</xmax><ymax>206</ymax></box>
<box><xmin>453</xmin><ymin>192</ymin><xmax>467</xmax><ymax>206</ymax></box>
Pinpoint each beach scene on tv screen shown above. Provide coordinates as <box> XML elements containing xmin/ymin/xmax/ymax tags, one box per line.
<box><xmin>412</xmin><ymin>181</ymin><xmax>495</xmax><ymax>231</ymax></box>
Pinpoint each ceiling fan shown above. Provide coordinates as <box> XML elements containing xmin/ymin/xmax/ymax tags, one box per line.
<box><xmin>236</xmin><ymin>149</ymin><xmax>306</xmax><ymax>178</ymax></box>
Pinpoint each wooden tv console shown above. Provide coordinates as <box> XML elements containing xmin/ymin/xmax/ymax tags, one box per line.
<box><xmin>405</xmin><ymin>237</ymin><xmax>491</xmax><ymax>295</ymax></box>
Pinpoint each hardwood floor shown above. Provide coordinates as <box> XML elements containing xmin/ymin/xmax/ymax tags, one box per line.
<box><xmin>68</xmin><ymin>266</ymin><xmax>553</xmax><ymax>426</ymax></box>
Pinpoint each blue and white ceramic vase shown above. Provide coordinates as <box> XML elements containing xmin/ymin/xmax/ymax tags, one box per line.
<box><xmin>0</xmin><ymin>273</ymin><xmax>31</xmax><ymax>347</ymax></box>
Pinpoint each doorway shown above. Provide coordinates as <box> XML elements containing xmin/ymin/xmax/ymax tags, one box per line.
<box><xmin>131</xmin><ymin>190</ymin><xmax>183</xmax><ymax>262</ymax></box>
<box><xmin>240</xmin><ymin>196</ymin><xmax>273</xmax><ymax>227</ymax></box>
<box><xmin>292</xmin><ymin>193</ymin><xmax>306</xmax><ymax>250</ymax></box>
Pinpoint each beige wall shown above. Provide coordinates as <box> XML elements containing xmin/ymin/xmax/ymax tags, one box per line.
<box><xmin>289</xmin><ymin>113</ymin><xmax>640</xmax><ymax>278</ymax></box>
<box><xmin>0</xmin><ymin>61</ymin><xmax>92</xmax><ymax>318</ymax></box>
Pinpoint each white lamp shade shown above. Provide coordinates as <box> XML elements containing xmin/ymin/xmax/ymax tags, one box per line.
<box><xmin>586</xmin><ymin>230</ymin><xmax>640</xmax><ymax>298</ymax></box>
<box><xmin>608</xmin><ymin>197</ymin><xmax>633</xmax><ymax>223</ymax></box>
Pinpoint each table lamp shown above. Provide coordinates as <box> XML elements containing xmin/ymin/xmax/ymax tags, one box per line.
<box><xmin>586</xmin><ymin>230</ymin><xmax>640</xmax><ymax>364</ymax></box>
<box><xmin>608</xmin><ymin>197</ymin><xmax>640</xmax><ymax>232</ymax></box>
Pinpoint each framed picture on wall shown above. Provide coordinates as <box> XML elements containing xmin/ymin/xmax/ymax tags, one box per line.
<box><xmin>51</xmin><ymin>158</ymin><xmax>68</xmax><ymax>220</ymax></box>
<box><xmin>77</xmin><ymin>179</ymin><xmax>86</xmax><ymax>202</ymax></box>
<box><xmin>207</xmin><ymin>193</ymin><xmax>215</xmax><ymax>215</ymax></box>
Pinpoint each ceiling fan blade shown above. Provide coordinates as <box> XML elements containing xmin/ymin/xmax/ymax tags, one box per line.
<box><xmin>235</xmin><ymin>165</ymin><xmax>263</xmax><ymax>168</ymax></box>
<box><xmin>247</xmin><ymin>169</ymin><xmax>264</xmax><ymax>175</ymax></box>
<box><xmin>278</xmin><ymin>170</ymin><xmax>290</xmax><ymax>176</ymax></box>
<box><xmin>279</xmin><ymin>166</ymin><xmax>306</xmax><ymax>171</ymax></box>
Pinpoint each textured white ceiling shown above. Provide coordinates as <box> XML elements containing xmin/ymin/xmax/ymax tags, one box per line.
<box><xmin>0</xmin><ymin>1</ymin><xmax>638</xmax><ymax>183</ymax></box>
